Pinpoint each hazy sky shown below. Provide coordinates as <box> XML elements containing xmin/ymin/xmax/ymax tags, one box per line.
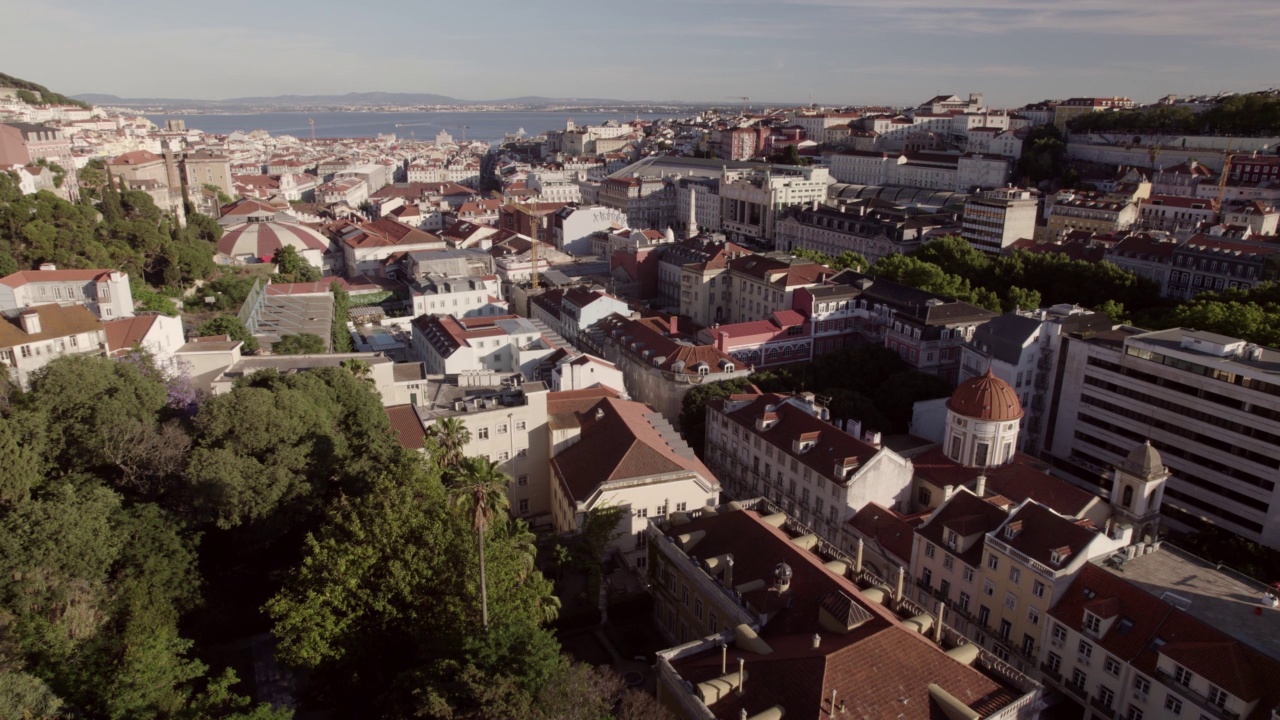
<box><xmin>4</xmin><ymin>0</ymin><xmax>1278</xmax><ymax>107</ymax></box>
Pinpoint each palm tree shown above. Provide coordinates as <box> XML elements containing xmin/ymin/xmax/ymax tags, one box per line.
<box><xmin>448</xmin><ymin>457</ymin><xmax>510</xmax><ymax>630</ymax></box>
<box><xmin>427</xmin><ymin>417</ymin><xmax>471</xmax><ymax>472</ymax></box>
<box><xmin>340</xmin><ymin>358</ymin><xmax>372</xmax><ymax>382</ymax></box>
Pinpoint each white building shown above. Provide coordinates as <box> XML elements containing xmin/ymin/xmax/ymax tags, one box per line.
<box><xmin>410</xmin><ymin>314</ymin><xmax>558</xmax><ymax>378</ymax></box>
<box><xmin>103</xmin><ymin>313</ymin><xmax>185</xmax><ymax>365</ymax></box>
<box><xmin>548</xmin><ymin>352</ymin><xmax>625</xmax><ymax>394</ymax></box>
<box><xmin>0</xmin><ymin>304</ymin><xmax>106</xmax><ymax>388</ymax></box>
<box><xmin>961</xmin><ymin>188</ymin><xmax>1039</xmax><ymax>253</ymax></box>
<box><xmin>703</xmin><ymin>392</ymin><xmax>915</xmax><ymax>543</ymax></box>
<box><xmin>529</xmin><ymin>285</ymin><xmax>631</xmax><ymax>347</ymax></box>
<box><xmin>1046</xmin><ymin>326</ymin><xmax>1280</xmax><ymax>548</ymax></box>
<box><xmin>409</xmin><ymin>274</ymin><xmax>507</xmax><ymax>318</ymax></box>
<box><xmin>549</xmin><ymin>394</ymin><xmax>720</xmax><ymax>569</ymax></box>
<box><xmin>549</xmin><ymin>204</ymin><xmax>628</xmax><ymax>256</ymax></box>
<box><xmin>0</xmin><ymin>266</ymin><xmax>134</xmax><ymax>320</ymax></box>
<box><xmin>527</xmin><ymin>170</ymin><xmax>582</xmax><ymax>204</ymax></box>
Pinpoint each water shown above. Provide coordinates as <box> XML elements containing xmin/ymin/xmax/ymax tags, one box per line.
<box><xmin>143</xmin><ymin>110</ymin><xmax>665</xmax><ymax>143</ymax></box>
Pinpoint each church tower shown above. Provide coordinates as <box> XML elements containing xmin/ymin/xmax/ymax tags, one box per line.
<box><xmin>1109</xmin><ymin>440</ymin><xmax>1170</xmax><ymax>542</ymax></box>
<box><xmin>943</xmin><ymin>369</ymin><xmax>1023</xmax><ymax>468</ymax></box>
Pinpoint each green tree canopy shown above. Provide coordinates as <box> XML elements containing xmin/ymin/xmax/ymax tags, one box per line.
<box><xmin>195</xmin><ymin>316</ymin><xmax>259</xmax><ymax>353</ymax></box>
<box><xmin>270</xmin><ymin>333</ymin><xmax>327</xmax><ymax>355</ymax></box>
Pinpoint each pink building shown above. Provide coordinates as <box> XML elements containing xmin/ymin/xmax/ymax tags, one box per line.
<box><xmin>0</xmin><ymin>123</ymin><xmax>79</xmax><ymax>200</ymax></box>
<box><xmin>696</xmin><ymin>310</ymin><xmax>812</xmax><ymax>369</ymax></box>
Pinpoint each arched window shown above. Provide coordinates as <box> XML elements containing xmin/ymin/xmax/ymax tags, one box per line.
<box><xmin>1122</xmin><ymin>486</ymin><xmax>1134</xmax><ymax>509</ymax></box>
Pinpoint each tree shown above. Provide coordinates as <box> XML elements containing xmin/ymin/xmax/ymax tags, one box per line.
<box><xmin>679</xmin><ymin>377</ymin><xmax>756</xmax><ymax>456</ymax></box>
<box><xmin>330</xmin><ymin>283</ymin><xmax>353</xmax><ymax>352</ymax></box>
<box><xmin>270</xmin><ymin>333</ymin><xmax>326</xmax><ymax>355</ymax></box>
<box><xmin>271</xmin><ymin>246</ymin><xmax>320</xmax><ymax>283</ymax></box>
<box><xmin>448</xmin><ymin>457</ymin><xmax>511</xmax><ymax>630</ymax></box>
<box><xmin>1005</xmin><ymin>286</ymin><xmax>1042</xmax><ymax>312</ymax></box>
<box><xmin>340</xmin><ymin>358</ymin><xmax>371</xmax><ymax>380</ymax></box>
<box><xmin>195</xmin><ymin>316</ymin><xmax>259</xmax><ymax>353</ymax></box>
<box><xmin>266</xmin><ymin>462</ymin><xmax>561</xmax><ymax>717</ymax></box>
<box><xmin>427</xmin><ymin>417</ymin><xmax>471</xmax><ymax>473</ymax></box>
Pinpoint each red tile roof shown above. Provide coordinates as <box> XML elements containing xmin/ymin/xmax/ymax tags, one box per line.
<box><xmin>912</xmin><ymin>448</ymin><xmax>1097</xmax><ymax>518</ymax></box>
<box><xmin>545</xmin><ymin>386</ymin><xmax>621</xmax><ymax>415</ymax></box>
<box><xmin>550</xmin><ymin>397</ymin><xmax>714</xmax><ymax>502</ymax></box>
<box><xmin>0</xmin><ymin>268</ymin><xmax>114</xmax><ymax>288</ymax></box>
<box><xmin>845</xmin><ymin>502</ymin><xmax>921</xmax><ymax>565</ymax></box>
<box><xmin>103</xmin><ymin>315</ymin><xmax>158</xmax><ymax>356</ymax></box>
<box><xmin>385</xmin><ymin>404</ymin><xmax>426</xmax><ymax>450</ymax></box>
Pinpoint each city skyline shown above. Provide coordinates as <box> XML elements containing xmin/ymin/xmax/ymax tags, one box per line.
<box><xmin>4</xmin><ymin>0</ymin><xmax>1279</xmax><ymax>107</ymax></box>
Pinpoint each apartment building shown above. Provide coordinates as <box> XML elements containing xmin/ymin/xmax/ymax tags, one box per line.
<box><xmin>724</xmin><ymin>253</ymin><xmax>830</xmax><ymax>324</ymax></box>
<box><xmin>408</xmin><ymin>274</ymin><xmax>506</xmax><ymax>318</ymax></box>
<box><xmin>1165</xmin><ymin>235</ymin><xmax>1280</xmax><ymax>300</ymax></box>
<box><xmin>1046</xmin><ymin>193</ymin><xmax>1140</xmax><ymax>237</ymax></box>
<box><xmin>0</xmin><ymin>304</ymin><xmax>106</xmax><ymax>389</ymax></box>
<box><xmin>696</xmin><ymin>310</ymin><xmax>812</xmax><ymax>369</ymax></box>
<box><xmin>647</xmin><ymin>500</ymin><xmax>1043</xmax><ymax>720</ymax></box>
<box><xmin>548</xmin><ymin>394</ymin><xmax>719</xmax><ymax>569</ymax></box>
<box><xmin>961</xmin><ymin>188</ymin><xmax>1039</xmax><ymax>254</ymax></box>
<box><xmin>1104</xmin><ymin>234</ymin><xmax>1178</xmax><ymax>295</ymax></box>
<box><xmin>1138</xmin><ymin>195</ymin><xmax>1219</xmax><ymax>232</ymax></box>
<box><xmin>390</xmin><ymin>377</ymin><xmax>556</xmax><ymax>523</ymax></box>
<box><xmin>0</xmin><ymin>266</ymin><xmax>134</xmax><ymax>319</ymax></box>
<box><xmin>329</xmin><ymin>217</ymin><xmax>447</xmax><ymax>277</ymax></box>
<box><xmin>958</xmin><ymin>307</ymin><xmax>1112</xmax><ymax>455</ymax></box>
<box><xmin>661</xmin><ymin>238</ymin><xmax>750</xmax><ymax>327</ymax></box>
<box><xmin>718</xmin><ymin>166</ymin><xmax>830</xmax><ymax>244</ymax></box>
<box><xmin>0</xmin><ymin>122</ymin><xmax>79</xmax><ymax>200</ymax></box>
<box><xmin>528</xmin><ymin>286</ymin><xmax>630</xmax><ymax>347</ymax></box>
<box><xmin>774</xmin><ymin>201</ymin><xmax>953</xmax><ymax>263</ymax></box>
<box><xmin>410</xmin><ymin>314</ymin><xmax>558</xmax><ymax>378</ymax></box>
<box><xmin>1044</xmin><ymin>562</ymin><xmax>1280</xmax><ymax>720</ymax></box>
<box><xmin>591</xmin><ymin>314</ymin><xmax>749</xmax><ymax>422</ymax></box>
<box><xmin>1045</xmin><ymin>326</ymin><xmax>1280</xmax><ymax>548</ymax></box>
<box><xmin>703</xmin><ymin>393</ymin><xmax>914</xmax><ymax>543</ymax></box>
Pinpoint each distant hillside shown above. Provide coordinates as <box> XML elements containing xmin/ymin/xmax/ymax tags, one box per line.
<box><xmin>0</xmin><ymin>72</ymin><xmax>90</xmax><ymax>108</ymax></box>
<box><xmin>68</xmin><ymin>90</ymin><xmax>685</xmax><ymax>108</ymax></box>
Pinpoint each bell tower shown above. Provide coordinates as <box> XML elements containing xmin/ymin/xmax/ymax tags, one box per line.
<box><xmin>1109</xmin><ymin>440</ymin><xmax>1170</xmax><ymax>543</ymax></box>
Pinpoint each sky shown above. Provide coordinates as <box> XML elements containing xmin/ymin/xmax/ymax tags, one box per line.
<box><xmin>3</xmin><ymin>0</ymin><xmax>1279</xmax><ymax>107</ymax></box>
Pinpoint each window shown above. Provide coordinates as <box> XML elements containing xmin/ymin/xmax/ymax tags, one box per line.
<box><xmin>1032</xmin><ymin>580</ymin><xmax>1046</xmax><ymax>598</ymax></box>
<box><xmin>1078</xmin><ymin>639</ymin><xmax>1093</xmax><ymax>663</ymax></box>
<box><xmin>1125</xmin><ymin>708</ymin><xmax>1143</xmax><ymax>720</ymax></box>
<box><xmin>945</xmin><ymin>530</ymin><xmax>959</xmax><ymax>549</ymax></box>
<box><xmin>998</xmin><ymin>619</ymin><xmax>1011</xmax><ymax>640</ymax></box>
<box><xmin>497</xmin><ymin>423</ymin><xmax>508</xmax><ymax>434</ymax></box>
<box><xmin>958</xmin><ymin>591</ymin><xmax>971</xmax><ymax>611</ymax></box>
<box><xmin>1004</xmin><ymin>592</ymin><xmax>1018</xmax><ymax>611</ymax></box>
<box><xmin>515</xmin><ymin>420</ymin><xmax>526</xmax><ymax>431</ymax></box>
<box><xmin>1173</xmin><ymin>665</ymin><xmax>1193</xmax><ymax>687</ymax></box>
<box><xmin>517</xmin><ymin>448</ymin><xmax>528</xmax><ymax>457</ymax></box>
<box><xmin>939</xmin><ymin>580</ymin><xmax>950</xmax><ymax>599</ymax></box>
<box><xmin>1027</xmin><ymin>607</ymin><xmax>1040</xmax><ymax>625</ymax></box>
<box><xmin>986</xmin><ymin>554</ymin><xmax>999</xmax><ymax>571</ymax></box>
<box><xmin>1133</xmin><ymin>675</ymin><xmax>1150</xmax><ymax>697</ymax></box>
<box><xmin>943</xmin><ymin>554</ymin><xmax>954</xmax><ymax>570</ymax></box>
<box><xmin>694</xmin><ymin>598</ymin><xmax>704</xmax><ymax>620</ymax></box>
<box><xmin>1045</xmin><ymin>652</ymin><xmax>1061</xmax><ymax>673</ymax></box>
<box><xmin>1105</xmin><ymin>656</ymin><xmax>1121</xmax><ymax>676</ymax></box>
<box><xmin>518</xmin><ymin>499</ymin><xmax>529</xmax><ymax>514</ymax></box>
<box><xmin>477</xmin><ymin>427</ymin><xmax>490</xmax><ymax>440</ymax></box>
<box><xmin>1098</xmin><ymin>685</ymin><xmax>1115</xmax><ymax>710</ymax></box>
<box><xmin>517</xmin><ymin>475</ymin><xmax>529</xmax><ymax>487</ymax></box>
<box><xmin>1083</xmin><ymin>611</ymin><xmax>1102</xmax><ymax>635</ymax></box>
<box><xmin>921</xmin><ymin>568</ymin><xmax>933</xmax><ymax>588</ymax></box>
<box><xmin>1071</xmin><ymin>669</ymin><xmax>1087</xmax><ymax>690</ymax></box>
<box><xmin>983</xmin><ymin>580</ymin><xmax>994</xmax><ymax>596</ymax></box>
<box><xmin>963</xmin><ymin>566</ymin><xmax>975</xmax><ymax>583</ymax></box>
<box><xmin>925</xmin><ymin>543</ymin><xmax>936</xmax><ymax>559</ymax></box>
<box><xmin>1009</xmin><ymin>566</ymin><xmax>1021</xmax><ymax>584</ymax></box>
<box><xmin>1164</xmin><ymin>695</ymin><xmax>1182</xmax><ymax>715</ymax></box>
<box><xmin>681</xmin><ymin>584</ymin><xmax>690</xmax><ymax>606</ymax></box>
<box><xmin>635</xmin><ymin>507</ymin><xmax>648</xmax><ymax>518</ymax></box>
<box><xmin>497</xmin><ymin>451</ymin><xmax>510</xmax><ymax>461</ymax></box>
<box><xmin>708</xmin><ymin>611</ymin><xmax>717</xmax><ymax>634</ymax></box>
<box><xmin>1207</xmin><ymin>685</ymin><xmax>1228</xmax><ymax>709</ymax></box>
<box><xmin>917</xmin><ymin>486</ymin><xmax>933</xmax><ymax>506</ymax></box>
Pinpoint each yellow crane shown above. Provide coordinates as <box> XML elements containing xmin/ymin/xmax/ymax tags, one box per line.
<box><xmin>1215</xmin><ymin>141</ymin><xmax>1236</xmax><ymax>209</ymax></box>
<box><xmin>726</xmin><ymin>96</ymin><xmax>750</xmax><ymax>115</ymax></box>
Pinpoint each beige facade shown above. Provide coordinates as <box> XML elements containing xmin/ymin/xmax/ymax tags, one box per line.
<box><xmin>0</xmin><ymin>304</ymin><xmax>106</xmax><ymax>389</ymax></box>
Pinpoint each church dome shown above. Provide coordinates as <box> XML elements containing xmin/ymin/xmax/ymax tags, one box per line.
<box><xmin>947</xmin><ymin>369</ymin><xmax>1024</xmax><ymax>422</ymax></box>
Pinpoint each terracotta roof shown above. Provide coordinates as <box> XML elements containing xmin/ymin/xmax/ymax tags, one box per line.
<box><xmin>545</xmin><ymin>386</ymin><xmax>621</xmax><ymax>415</ymax></box>
<box><xmin>995</xmin><ymin>502</ymin><xmax>1098</xmax><ymax>569</ymax></box>
<box><xmin>385</xmin><ymin>404</ymin><xmax>427</xmax><ymax>450</ymax></box>
<box><xmin>0</xmin><ymin>304</ymin><xmax>102</xmax><ymax>348</ymax></box>
<box><xmin>109</xmin><ymin>149</ymin><xmax>162</xmax><ymax>166</ymax></box>
<box><xmin>912</xmin><ymin>447</ymin><xmax>1096</xmax><ymax>518</ymax></box>
<box><xmin>103</xmin><ymin>315</ymin><xmax>158</xmax><ymax>355</ymax></box>
<box><xmin>550</xmin><ymin>397</ymin><xmax>714</xmax><ymax>502</ymax></box>
<box><xmin>597</xmin><ymin>314</ymin><xmax>739</xmax><ymax>376</ymax></box>
<box><xmin>710</xmin><ymin>393</ymin><xmax>879</xmax><ymax>488</ymax></box>
<box><xmin>845</xmin><ymin>502</ymin><xmax>920</xmax><ymax>565</ymax></box>
<box><xmin>946</xmin><ymin>369</ymin><xmax>1023</xmax><ymax>422</ymax></box>
<box><xmin>915</xmin><ymin>491</ymin><xmax>1008</xmax><ymax>567</ymax></box>
<box><xmin>666</xmin><ymin>509</ymin><xmax>1022</xmax><ymax>720</ymax></box>
<box><xmin>0</xmin><ymin>268</ymin><xmax>114</xmax><ymax>288</ymax></box>
<box><xmin>1051</xmin><ymin>564</ymin><xmax>1280</xmax><ymax>713</ymax></box>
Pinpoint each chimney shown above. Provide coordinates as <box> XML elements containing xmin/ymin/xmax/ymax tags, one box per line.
<box><xmin>724</xmin><ymin>556</ymin><xmax>734</xmax><ymax>588</ymax></box>
<box><xmin>668</xmin><ymin>315</ymin><xmax>678</xmax><ymax>336</ymax></box>
<box><xmin>38</xmin><ymin>262</ymin><xmax>56</xmax><ymax>271</ymax></box>
<box><xmin>774</xmin><ymin>562</ymin><xmax>793</xmax><ymax>593</ymax></box>
<box><xmin>717</xmin><ymin>331</ymin><xmax>729</xmax><ymax>352</ymax></box>
<box><xmin>812</xmin><ymin>633</ymin><xmax>821</xmax><ymax>649</ymax></box>
<box><xmin>595</xmin><ymin>407</ymin><xmax>605</xmax><ymax>420</ymax></box>
<box><xmin>19</xmin><ymin>308</ymin><xmax>41</xmax><ymax>335</ymax></box>
<box><xmin>975</xmin><ymin>474</ymin><xmax>987</xmax><ymax>497</ymax></box>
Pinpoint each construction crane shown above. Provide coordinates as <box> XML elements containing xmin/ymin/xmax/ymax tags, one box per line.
<box><xmin>726</xmin><ymin>96</ymin><xmax>750</xmax><ymax>115</ymax></box>
<box><xmin>309</xmin><ymin>118</ymin><xmax>316</xmax><ymax>143</ymax></box>
<box><xmin>457</xmin><ymin>125</ymin><xmax>470</xmax><ymax>143</ymax></box>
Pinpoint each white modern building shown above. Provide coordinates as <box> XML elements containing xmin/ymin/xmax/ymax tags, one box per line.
<box><xmin>961</xmin><ymin>188</ymin><xmax>1039</xmax><ymax>253</ymax></box>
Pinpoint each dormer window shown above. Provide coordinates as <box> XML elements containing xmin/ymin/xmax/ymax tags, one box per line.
<box><xmin>945</xmin><ymin>530</ymin><xmax>959</xmax><ymax>550</ymax></box>
<box><xmin>1003</xmin><ymin>521</ymin><xmax>1022</xmax><ymax>540</ymax></box>
<box><xmin>1083</xmin><ymin>611</ymin><xmax>1102</xmax><ymax>635</ymax></box>
<box><xmin>1050</xmin><ymin>546</ymin><xmax>1072</xmax><ymax>566</ymax></box>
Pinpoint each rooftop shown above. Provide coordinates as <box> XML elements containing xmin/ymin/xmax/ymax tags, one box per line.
<box><xmin>1098</xmin><ymin>544</ymin><xmax>1280</xmax><ymax>662</ymax></box>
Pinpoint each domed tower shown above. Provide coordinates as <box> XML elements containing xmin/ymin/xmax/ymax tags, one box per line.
<box><xmin>1109</xmin><ymin>440</ymin><xmax>1170</xmax><ymax>542</ymax></box>
<box><xmin>943</xmin><ymin>369</ymin><xmax>1023</xmax><ymax>468</ymax></box>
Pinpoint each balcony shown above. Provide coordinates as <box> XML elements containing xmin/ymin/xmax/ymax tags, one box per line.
<box><xmin>1089</xmin><ymin>696</ymin><xmax>1116</xmax><ymax>719</ymax></box>
<box><xmin>1062</xmin><ymin>682</ymin><xmax>1087</xmax><ymax>701</ymax></box>
<box><xmin>1154</xmin><ymin>669</ymin><xmax>1239</xmax><ymax>720</ymax></box>
<box><xmin>1039</xmin><ymin>662</ymin><xmax>1063</xmax><ymax>685</ymax></box>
